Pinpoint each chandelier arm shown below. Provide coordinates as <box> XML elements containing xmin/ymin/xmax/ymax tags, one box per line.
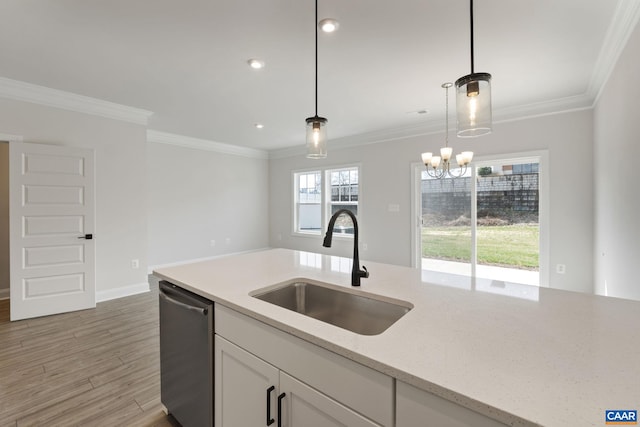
<box><xmin>447</xmin><ymin>165</ymin><xmax>465</xmax><ymax>179</ymax></box>
<box><xmin>426</xmin><ymin>167</ymin><xmax>445</xmax><ymax>180</ymax></box>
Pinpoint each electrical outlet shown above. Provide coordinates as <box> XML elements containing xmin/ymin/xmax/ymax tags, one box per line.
<box><xmin>210</xmin><ymin>239</ymin><xmax>216</xmax><ymax>247</ymax></box>
<box><xmin>362</xmin><ymin>243</ymin><xmax>368</xmax><ymax>251</ymax></box>
<box><xmin>225</xmin><ymin>237</ymin><xmax>231</xmax><ymax>245</ymax></box>
<box><xmin>556</xmin><ymin>264</ymin><xmax>566</xmax><ymax>274</ymax></box>
<box><xmin>131</xmin><ymin>259</ymin><xmax>139</xmax><ymax>269</ymax></box>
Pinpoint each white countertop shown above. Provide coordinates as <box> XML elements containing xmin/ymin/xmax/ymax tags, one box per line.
<box><xmin>154</xmin><ymin>248</ymin><xmax>640</xmax><ymax>427</ymax></box>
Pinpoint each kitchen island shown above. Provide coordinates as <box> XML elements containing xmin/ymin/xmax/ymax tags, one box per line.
<box><xmin>153</xmin><ymin>248</ymin><xmax>640</xmax><ymax>427</ymax></box>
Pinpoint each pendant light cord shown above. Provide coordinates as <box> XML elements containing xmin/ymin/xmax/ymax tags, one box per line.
<box><xmin>314</xmin><ymin>0</ymin><xmax>318</xmax><ymax>117</ymax></box>
<box><xmin>470</xmin><ymin>0</ymin><xmax>475</xmax><ymax>73</ymax></box>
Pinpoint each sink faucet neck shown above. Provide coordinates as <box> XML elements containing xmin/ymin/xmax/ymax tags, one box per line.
<box><xmin>323</xmin><ymin>209</ymin><xmax>369</xmax><ymax>286</ymax></box>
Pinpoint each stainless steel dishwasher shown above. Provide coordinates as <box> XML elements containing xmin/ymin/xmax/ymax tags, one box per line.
<box><xmin>159</xmin><ymin>280</ymin><xmax>214</xmax><ymax>427</ymax></box>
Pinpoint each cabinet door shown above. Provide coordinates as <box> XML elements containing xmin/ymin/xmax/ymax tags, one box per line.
<box><xmin>396</xmin><ymin>381</ymin><xmax>506</xmax><ymax>427</ymax></box>
<box><xmin>280</xmin><ymin>372</ymin><xmax>383</xmax><ymax>427</ymax></box>
<box><xmin>215</xmin><ymin>335</ymin><xmax>280</xmax><ymax>427</ymax></box>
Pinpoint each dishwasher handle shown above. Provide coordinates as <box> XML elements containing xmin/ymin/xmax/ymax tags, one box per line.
<box><xmin>159</xmin><ymin>289</ymin><xmax>209</xmax><ymax>316</ymax></box>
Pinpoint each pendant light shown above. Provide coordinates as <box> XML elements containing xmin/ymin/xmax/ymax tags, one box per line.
<box><xmin>306</xmin><ymin>0</ymin><xmax>328</xmax><ymax>159</ymax></box>
<box><xmin>421</xmin><ymin>83</ymin><xmax>473</xmax><ymax>179</ymax></box>
<box><xmin>455</xmin><ymin>0</ymin><xmax>492</xmax><ymax>137</ymax></box>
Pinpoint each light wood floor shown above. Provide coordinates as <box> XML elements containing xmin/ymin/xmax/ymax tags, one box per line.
<box><xmin>0</xmin><ymin>278</ymin><xmax>181</xmax><ymax>427</ymax></box>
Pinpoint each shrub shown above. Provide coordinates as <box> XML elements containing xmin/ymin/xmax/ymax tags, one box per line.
<box><xmin>478</xmin><ymin>166</ymin><xmax>493</xmax><ymax>176</ymax></box>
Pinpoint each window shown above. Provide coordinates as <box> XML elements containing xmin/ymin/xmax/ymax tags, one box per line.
<box><xmin>295</xmin><ymin>171</ymin><xmax>322</xmax><ymax>233</ymax></box>
<box><xmin>327</xmin><ymin>167</ymin><xmax>358</xmax><ymax>235</ymax></box>
<box><xmin>293</xmin><ymin>166</ymin><xmax>360</xmax><ymax>237</ymax></box>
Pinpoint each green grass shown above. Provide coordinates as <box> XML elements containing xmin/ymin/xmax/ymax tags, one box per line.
<box><xmin>422</xmin><ymin>225</ymin><xmax>539</xmax><ymax>270</ymax></box>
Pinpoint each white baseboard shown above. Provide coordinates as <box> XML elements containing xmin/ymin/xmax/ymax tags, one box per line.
<box><xmin>147</xmin><ymin>247</ymin><xmax>271</xmax><ymax>275</ymax></box>
<box><xmin>96</xmin><ymin>282</ymin><xmax>149</xmax><ymax>303</ymax></box>
<box><xmin>0</xmin><ymin>283</ymin><xmax>151</xmax><ymax>302</ymax></box>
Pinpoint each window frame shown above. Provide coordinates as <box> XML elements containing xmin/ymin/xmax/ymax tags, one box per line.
<box><xmin>292</xmin><ymin>164</ymin><xmax>361</xmax><ymax>239</ymax></box>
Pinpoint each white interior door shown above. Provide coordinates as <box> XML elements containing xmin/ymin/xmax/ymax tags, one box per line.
<box><xmin>10</xmin><ymin>142</ymin><xmax>95</xmax><ymax>321</ymax></box>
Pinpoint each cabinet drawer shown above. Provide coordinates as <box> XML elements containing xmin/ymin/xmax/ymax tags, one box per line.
<box><xmin>396</xmin><ymin>381</ymin><xmax>507</xmax><ymax>427</ymax></box>
<box><xmin>215</xmin><ymin>305</ymin><xmax>393</xmax><ymax>427</ymax></box>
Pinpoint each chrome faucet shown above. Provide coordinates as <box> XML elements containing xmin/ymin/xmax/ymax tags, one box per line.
<box><xmin>323</xmin><ymin>209</ymin><xmax>369</xmax><ymax>286</ymax></box>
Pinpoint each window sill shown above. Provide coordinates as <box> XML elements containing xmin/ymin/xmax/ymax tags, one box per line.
<box><xmin>292</xmin><ymin>231</ymin><xmax>354</xmax><ymax>240</ymax></box>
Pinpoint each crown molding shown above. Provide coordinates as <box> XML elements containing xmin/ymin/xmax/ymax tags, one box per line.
<box><xmin>493</xmin><ymin>93</ymin><xmax>593</xmax><ymax>123</ymax></box>
<box><xmin>268</xmin><ymin>94</ymin><xmax>594</xmax><ymax>160</ymax></box>
<box><xmin>589</xmin><ymin>0</ymin><xmax>640</xmax><ymax>104</ymax></box>
<box><xmin>0</xmin><ymin>77</ymin><xmax>153</xmax><ymax>125</ymax></box>
<box><xmin>0</xmin><ymin>133</ymin><xmax>23</xmax><ymax>143</ymax></box>
<box><xmin>147</xmin><ymin>130</ymin><xmax>269</xmax><ymax>160</ymax></box>
<box><xmin>269</xmin><ymin>120</ymin><xmax>445</xmax><ymax>160</ymax></box>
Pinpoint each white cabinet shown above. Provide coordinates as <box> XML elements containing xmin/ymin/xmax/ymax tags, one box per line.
<box><xmin>396</xmin><ymin>381</ymin><xmax>507</xmax><ymax>427</ymax></box>
<box><xmin>215</xmin><ymin>305</ymin><xmax>507</xmax><ymax>427</ymax></box>
<box><xmin>214</xmin><ymin>335</ymin><xmax>279</xmax><ymax>426</ymax></box>
<box><xmin>214</xmin><ymin>305</ymin><xmax>393</xmax><ymax>427</ymax></box>
<box><xmin>215</xmin><ymin>335</ymin><xmax>380</xmax><ymax>427</ymax></box>
<box><xmin>281</xmin><ymin>371</ymin><xmax>381</xmax><ymax>427</ymax></box>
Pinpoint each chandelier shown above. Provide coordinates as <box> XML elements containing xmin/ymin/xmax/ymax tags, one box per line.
<box><xmin>421</xmin><ymin>83</ymin><xmax>473</xmax><ymax>179</ymax></box>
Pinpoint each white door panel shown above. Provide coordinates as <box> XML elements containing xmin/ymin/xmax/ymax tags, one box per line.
<box><xmin>10</xmin><ymin>142</ymin><xmax>95</xmax><ymax>320</ymax></box>
<box><xmin>281</xmin><ymin>372</ymin><xmax>382</xmax><ymax>427</ymax></box>
<box><xmin>23</xmin><ymin>215</ymin><xmax>84</xmax><ymax>236</ymax></box>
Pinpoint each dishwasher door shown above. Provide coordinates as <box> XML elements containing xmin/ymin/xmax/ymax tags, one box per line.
<box><xmin>159</xmin><ymin>280</ymin><xmax>213</xmax><ymax>427</ymax></box>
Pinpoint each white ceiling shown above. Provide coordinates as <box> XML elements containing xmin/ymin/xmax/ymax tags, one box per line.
<box><xmin>0</xmin><ymin>0</ymin><xmax>635</xmax><ymax>151</ymax></box>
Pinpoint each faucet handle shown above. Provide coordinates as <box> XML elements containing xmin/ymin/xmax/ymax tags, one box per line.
<box><xmin>359</xmin><ymin>265</ymin><xmax>369</xmax><ymax>278</ymax></box>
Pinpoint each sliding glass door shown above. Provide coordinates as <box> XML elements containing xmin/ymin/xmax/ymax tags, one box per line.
<box><xmin>415</xmin><ymin>154</ymin><xmax>545</xmax><ymax>286</ymax></box>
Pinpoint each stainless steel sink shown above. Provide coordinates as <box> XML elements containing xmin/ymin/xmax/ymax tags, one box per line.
<box><xmin>251</xmin><ymin>280</ymin><xmax>412</xmax><ymax>335</ymax></box>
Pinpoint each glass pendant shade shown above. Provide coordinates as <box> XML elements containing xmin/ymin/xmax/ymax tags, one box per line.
<box><xmin>440</xmin><ymin>146</ymin><xmax>453</xmax><ymax>161</ymax></box>
<box><xmin>421</xmin><ymin>152</ymin><xmax>433</xmax><ymax>165</ymax></box>
<box><xmin>455</xmin><ymin>72</ymin><xmax>492</xmax><ymax>137</ymax></box>
<box><xmin>306</xmin><ymin>116</ymin><xmax>328</xmax><ymax>159</ymax></box>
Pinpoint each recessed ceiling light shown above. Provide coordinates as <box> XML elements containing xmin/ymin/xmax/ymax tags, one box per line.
<box><xmin>247</xmin><ymin>59</ymin><xmax>265</xmax><ymax>69</ymax></box>
<box><xmin>319</xmin><ymin>18</ymin><xmax>339</xmax><ymax>33</ymax></box>
<box><xmin>254</xmin><ymin>123</ymin><xmax>264</xmax><ymax>129</ymax></box>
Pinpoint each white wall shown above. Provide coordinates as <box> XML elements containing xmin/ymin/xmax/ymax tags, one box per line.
<box><xmin>0</xmin><ymin>98</ymin><xmax>148</xmax><ymax>294</ymax></box>
<box><xmin>146</xmin><ymin>141</ymin><xmax>269</xmax><ymax>267</ymax></box>
<box><xmin>593</xmin><ymin>21</ymin><xmax>640</xmax><ymax>301</ymax></box>
<box><xmin>269</xmin><ymin>109</ymin><xmax>594</xmax><ymax>294</ymax></box>
<box><xmin>0</xmin><ymin>142</ymin><xmax>8</xmax><ymax>295</ymax></box>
